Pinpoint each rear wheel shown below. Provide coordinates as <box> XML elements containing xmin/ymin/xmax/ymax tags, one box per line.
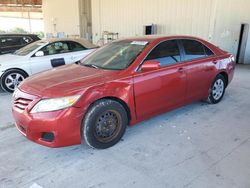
<box><xmin>82</xmin><ymin>99</ymin><xmax>128</xmax><ymax>149</ymax></box>
<box><xmin>207</xmin><ymin>74</ymin><xmax>226</xmax><ymax>104</ymax></box>
<box><xmin>1</xmin><ymin>69</ymin><xmax>27</xmax><ymax>93</ymax></box>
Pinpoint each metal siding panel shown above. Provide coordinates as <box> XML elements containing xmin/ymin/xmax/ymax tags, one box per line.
<box><xmin>92</xmin><ymin>0</ymin><xmax>214</xmax><ymax>39</ymax></box>
<box><xmin>91</xmin><ymin>0</ymin><xmax>250</xmax><ymax>57</ymax></box>
<box><xmin>212</xmin><ymin>0</ymin><xmax>250</xmax><ymax>55</ymax></box>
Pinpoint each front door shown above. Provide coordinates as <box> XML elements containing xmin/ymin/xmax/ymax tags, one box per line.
<box><xmin>29</xmin><ymin>41</ymin><xmax>72</xmax><ymax>74</ymax></box>
<box><xmin>133</xmin><ymin>40</ymin><xmax>187</xmax><ymax>119</ymax></box>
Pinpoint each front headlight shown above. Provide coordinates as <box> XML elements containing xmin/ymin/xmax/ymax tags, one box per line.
<box><xmin>31</xmin><ymin>95</ymin><xmax>81</xmax><ymax>113</ymax></box>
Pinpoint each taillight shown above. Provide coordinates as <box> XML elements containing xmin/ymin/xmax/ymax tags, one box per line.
<box><xmin>228</xmin><ymin>55</ymin><xmax>236</xmax><ymax>70</ymax></box>
<box><xmin>229</xmin><ymin>55</ymin><xmax>235</xmax><ymax>62</ymax></box>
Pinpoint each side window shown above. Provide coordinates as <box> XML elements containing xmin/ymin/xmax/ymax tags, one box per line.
<box><xmin>21</xmin><ymin>36</ymin><xmax>33</xmax><ymax>44</ymax></box>
<box><xmin>145</xmin><ymin>40</ymin><xmax>181</xmax><ymax>66</ymax></box>
<box><xmin>69</xmin><ymin>42</ymin><xmax>86</xmax><ymax>52</ymax></box>
<box><xmin>182</xmin><ymin>39</ymin><xmax>206</xmax><ymax>61</ymax></box>
<box><xmin>204</xmin><ymin>45</ymin><xmax>214</xmax><ymax>56</ymax></box>
<box><xmin>0</xmin><ymin>38</ymin><xmax>3</xmax><ymax>47</ymax></box>
<box><xmin>0</xmin><ymin>37</ymin><xmax>23</xmax><ymax>47</ymax></box>
<box><xmin>41</xmin><ymin>42</ymin><xmax>70</xmax><ymax>55</ymax></box>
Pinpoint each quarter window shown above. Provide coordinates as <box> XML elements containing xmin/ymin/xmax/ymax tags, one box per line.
<box><xmin>204</xmin><ymin>45</ymin><xmax>214</xmax><ymax>56</ymax></box>
<box><xmin>21</xmin><ymin>36</ymin><xmax>33</xmax><ymax>44</ymax></box>
<box><xmin>182</xmin><ymin>39</ymin><xmax>206</xmax><ymax>61</ymax></box>
<box><xmin>145</xmin><ymin>40</ymin><xmax>181</xmax><ymax>66</ymax></box>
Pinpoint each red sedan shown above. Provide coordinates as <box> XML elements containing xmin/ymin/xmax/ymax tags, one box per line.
<box><xmin>12</xmin><ymin>36</ymin><xmax>235</xmax><ymax>149</ymax></box>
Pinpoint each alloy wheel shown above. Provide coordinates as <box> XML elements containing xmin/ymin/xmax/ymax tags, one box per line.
<box><xmin>5</xmin><ymin>73</ymin><xmax>25</xmax><ymax>91</ymax></box>
<box><xmin>212</xmin><ymin>78</ymin><xmax>224</xmax><ymax>100</ymax></box>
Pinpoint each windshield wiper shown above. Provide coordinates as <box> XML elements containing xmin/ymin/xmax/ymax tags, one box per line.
<box><xmin>83</xmin><ymin>64</ymin><xmax>100</xmax><ymax>69</ymax></box>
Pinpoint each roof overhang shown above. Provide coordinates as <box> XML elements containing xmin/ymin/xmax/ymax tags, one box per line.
<box><xmin>0</xmin><ymin>0</ymin><xmax>42</xmax><ymax>12</ymax></box>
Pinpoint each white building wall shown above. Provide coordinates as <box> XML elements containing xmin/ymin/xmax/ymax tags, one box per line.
<box><xmin>43</xmin><ymin>0</ymin><xmax>80</xmax><ymax>37</ymax></box>
<box><xmin>213</xmin><ymin>0</ymin><xmax>250</xmax><ymax>57</ymax></box>
<box><xmin>92</xmin><ymin>0</ymin><xmax>250</xmax><ymax>60</ymax></box>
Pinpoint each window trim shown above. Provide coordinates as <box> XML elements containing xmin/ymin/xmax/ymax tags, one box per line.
<box><xmin>135</xmin><ymin>37</ymin><xmax>216</xmax><ymax>72</ymax></box>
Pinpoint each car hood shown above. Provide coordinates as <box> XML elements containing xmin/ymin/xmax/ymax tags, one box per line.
<box><xmin>19</xmin><ymin>64</ymin><xmax>121</xmax><ymax>97</ymax></box>
<box><xmin>0</xmin><ymin>54</ymin><xmax>27</xmax><ymax>67</ymax></box>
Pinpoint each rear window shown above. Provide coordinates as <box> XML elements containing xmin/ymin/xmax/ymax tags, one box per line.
<box><xmin>182</xmin><ymin>39</ymin><xmax>206</xmax><ymax>61</ymax></box>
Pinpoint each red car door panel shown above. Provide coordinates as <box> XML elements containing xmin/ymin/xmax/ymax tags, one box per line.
<box><xmin>133</xmin><ymin>40</ymin><xmax>187</xmax><ymax>119</ymax></box>
<box><xmin>184</xmin><ymin>59</ymin><xmax>211</xmax><ymax>102</ymax></box>
<box><xmin>181</xmin><ymin>39</ymin><xmax>217</xmax><ymax>102</ymax></box>
<box><xmin>133</xmin><ymin>64</ymin><xmax>187</xmax><ymax>119</ymax></box>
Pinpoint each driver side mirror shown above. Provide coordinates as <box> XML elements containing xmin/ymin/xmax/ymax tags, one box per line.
<box><xmin>141</xmin><ymin>60</ymin><xmax>160</xmax><ymax>72</ymax></box>
<box><xmin>35</xmin><ymin>51</ymin><xmax>44</xmax><ymax>57</ymax></box>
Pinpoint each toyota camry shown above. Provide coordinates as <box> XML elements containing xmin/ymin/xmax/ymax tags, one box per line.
<box><xmin>12</xmin><ymin>35</ymin><xmax>235</xmax><ymax>149</ymax></box>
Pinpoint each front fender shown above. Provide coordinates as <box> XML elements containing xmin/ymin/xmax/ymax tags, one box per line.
<box><xmin>74</xmin><ymin>76</ymin><xmax>137</xmax><ymax>125</ymax></box>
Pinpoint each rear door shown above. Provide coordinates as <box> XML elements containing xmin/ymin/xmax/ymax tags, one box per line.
<box><xmin>180</xmin><ymin>39</ymin><xmax>217</xmax><ymax>102</ymax></box>
<box><xmin>133</xmin><ymin>40</ymin><xmax>187</xmax><ymax>119</ymax></box>
<box><xmin>67</xmin><ymin>41</ymin><xmax>95</xmax><ymax>63</ymax></box>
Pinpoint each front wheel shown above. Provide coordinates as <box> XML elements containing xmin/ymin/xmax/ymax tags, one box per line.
<box><xmin>82</xmin><ymin>99</ymin><xmax>128</xmax><ymax>149</ymax></box>
<box><xmin>207</xmin><ymin>74</ymin><xmax>226</xmax><ymax>104</ymax></box>
<box><xmin>1</xmin><ymin>69</ymin><xmax>27</xmax><ymax>93</ymax></box>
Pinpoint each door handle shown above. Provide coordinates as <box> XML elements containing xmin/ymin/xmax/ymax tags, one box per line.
<box><xmin>178</xmin><ymin>67</ymin><xmax>185</xmax><ymax>73</ymax></box>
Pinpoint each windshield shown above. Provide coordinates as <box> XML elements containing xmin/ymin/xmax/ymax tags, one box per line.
<box><xmin>80</xmin><ymin>40</ymin><xmax>149</xmax><ymax>70</ymax></box>
<box><xmin>14</xmin><ymin>41</ymin><xmax>47</xmax><ymax>56</ymax></box>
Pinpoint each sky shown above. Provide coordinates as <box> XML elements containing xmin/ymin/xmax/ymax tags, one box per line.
<box><xmin>0</xmin><ymin>17</ymin><xmax>44</xmax><ymax>32</ymax></box>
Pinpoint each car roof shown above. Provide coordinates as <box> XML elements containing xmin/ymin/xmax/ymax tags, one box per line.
<box><xmin>117</xmin><ymin>35</ymin><xmax>206</xmax><ymax>43</ymax></box>
<box><xmin>41</xmin><ymin>38</ymin><xmax>98</xmax><ymax>49</ymax></box>
<box><xmin>116</xmin><ymin>35</ymin><xmax>223</xmax><ymax>56</ymax></box>
<box><xmin>0</xmin><ymin>33</ymin><xmax>38</xmax><ymax>37</ymax></box>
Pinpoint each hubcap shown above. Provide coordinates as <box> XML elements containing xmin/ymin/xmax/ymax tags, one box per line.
<box><xmin>94</xmin><ymin>110</ymin><xmax>122</xmax><ymax>143</ymax></box>
<box><xmin>212</xmin><ymin>79</ymin><xmax>224</xmax><ymax>100</ymax></box>
<box><xmin>5</xmin><ymin>73</ymin><xmax>25</xmax><ymax>91</ymax></box>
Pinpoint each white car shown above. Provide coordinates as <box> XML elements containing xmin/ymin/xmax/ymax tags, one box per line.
<box><xmin>0</xmin><ymin>38</ymin><xmax>97</xmax><ymax>92</ymax></box>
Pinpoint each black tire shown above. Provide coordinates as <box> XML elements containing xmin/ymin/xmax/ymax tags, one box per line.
<box><xmin>207</xmin><ymin>74</ymin><xmax>226</xmax><ymax>104</ymax></box>
<box><xmin>82</xmin><ymin>99</ymin><xmax>128</xmax><ymax>149</ymax></box>
<box><xmin>0</xmin><ymin>69</ymin><xmax>27</xmax><ymax>93</ymax></box>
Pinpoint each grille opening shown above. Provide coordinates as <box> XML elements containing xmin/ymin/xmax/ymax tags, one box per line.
<box><xmin>41</xmin><ymin>132</ymin><xmax>55</xmax><ymax>142</ymax></box>
<box><xmin>18</xmin><ymin>125</ymin><xmax>26</xmax><ymax>134</ymax></box>
<box><xmin>14</xmin><ymin>98</ymin><xmax>33</xmax><ymax>110</ymax></box>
